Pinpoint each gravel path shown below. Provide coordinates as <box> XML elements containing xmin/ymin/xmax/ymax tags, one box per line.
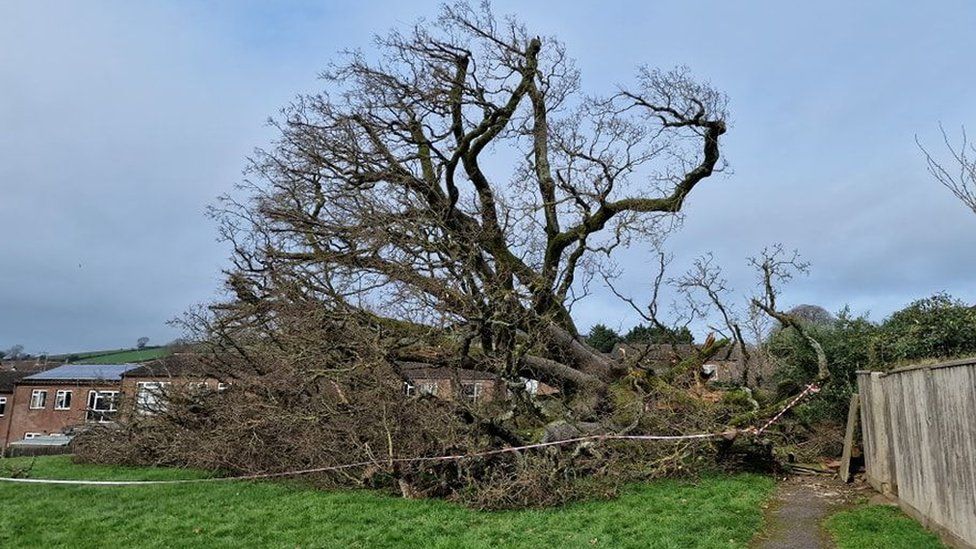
<box><xmin>752</xmin><ymin>476</ymin><xmax>856</xmax><ymax>549</ymax></box>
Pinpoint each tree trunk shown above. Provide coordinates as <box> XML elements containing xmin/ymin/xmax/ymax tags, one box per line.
<box><xmin>543</xmin><ymin>323</ymin><xmax>625</xmax><ymax>381</ymax></box>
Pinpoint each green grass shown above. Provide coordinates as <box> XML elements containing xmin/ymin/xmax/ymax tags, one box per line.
<box><xmin>0</xmin><ymin>456</ymin><xmax>775</xmax><ymax>548</ymax></box>
<box><xmin>826</xmin><ymin>504</ymin><xmax>946</xmax><ymax>549</ymax></box>
<box><xmin>73</xmin><ymin>347</ymin><xmax>170</xmax><ymax>364</ymax></box>
<box><xmin>47</xmin><ymin>349</ymin><xmax>117</xmax><ymax>361</ymax></box>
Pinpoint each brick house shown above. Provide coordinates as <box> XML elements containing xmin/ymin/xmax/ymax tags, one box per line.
<box><xmin>1</xmin><ymin>358</ymin><xmax>224</xmax><ymax>452</ymax></box>
<box><xmin>3</xmin><ymin>364</ymin><xmax>141</xmax><ymax>445</ymax></box>
<box><xmin>119</xmin><ymin>359</ymin><xmax>224</xmax><ymax>416</ymax></box>
<box><xmin>399</xmin><ymin>362</ymin><xmax>502</xmax><ymax>403</ymax></box>
<box><xmin>3</xmin><ymin>354</ymin><xmax>554</xmax><ymax>451</ymax></box>
<box><xmin>0</xmin><ymin>371</ymin><xmax>30</xmax><ymax>449</ymax></box>
<box><xmin>398</xmin><ymin>361</ymin><xmax>557</xmax><ymax>403</ymax></box>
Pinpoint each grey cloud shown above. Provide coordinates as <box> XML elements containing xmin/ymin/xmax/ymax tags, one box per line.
<box><xmin>3</xmin><ymin>0</ymin><xmax>975</xmax><ymax>352</ymax></box>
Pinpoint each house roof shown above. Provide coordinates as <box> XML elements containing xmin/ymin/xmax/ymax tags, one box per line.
<box><xmin>0</xmin><ymin>360</ymin><xmax>60</xmax><ymax>374</ymax></box>
<box><xmin>22</xmin><ymin>363</ymin><xmax>141</xmax><ymax>383</ymax></box>
<box><xmin>123</xmin><ymin>355</ymin><xmax>202</xmax><ymax>378</ymax></box>
<box><xmin>0</xmin><ymin>371</ymin><xmax>30</xmax><ymax>393</ymax></box>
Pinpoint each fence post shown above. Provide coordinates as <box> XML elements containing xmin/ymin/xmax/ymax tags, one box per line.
<box><xmin>838</xmin><ymin>392</ymin><xmax>859</xmax><ymax>483</ymax></box>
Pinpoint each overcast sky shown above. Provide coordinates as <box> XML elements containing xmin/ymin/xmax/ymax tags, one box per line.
<box><xmin>2</xmin><ymin>1</ymin><xmax>975</xmax><ymax>354</ymax></box>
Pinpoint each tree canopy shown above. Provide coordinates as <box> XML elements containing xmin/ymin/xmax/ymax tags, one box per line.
<box><xmin>214</xmin><ymin>1</ymin><xmax>728</xmax><ymax>399</ymax></box>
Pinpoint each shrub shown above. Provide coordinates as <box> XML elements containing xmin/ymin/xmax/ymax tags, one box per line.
<box><xmin>871</xmin><ymin>293</ymin><xmax>976</xmax><ymax>367</ymax></box>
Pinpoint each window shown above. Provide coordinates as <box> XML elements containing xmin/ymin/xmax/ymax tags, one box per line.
<box><xmin>135</xmin><ymin>382</ymin><xmax>170</xmax><ymax>415</ymax></box>
<box><xmin>29</xmin><ymin>390</ymin><xmax>47</xmax><ymax>409</ymax></box>
<box><xmin>461</xmin><ymin>382</ymin><xmax>483</xmax><ymax>403</ymax></box>
<box><xmin>86</xmin><ymin>391</ymin><xmax>120</xmax><ymax>423</ymax></box>
<box><xmin>217</xmin><ymin>382</ymin><xmax>228</xmax><ymax>392</ymax></box>
<box><xmin>24</xmin><ymin>432</ymin><xmax>42</xmax><ymax>439</ymax></box>
<box><xmin>418</xmin><ymin>382</ymin><xmax>437</xmax><ymax>396</ymax></box>
<box><xmin>0</xmin><ymin>396</ymin><xmax>6</xmax><ymax>416</ymax></box>
<box><xmin>55</xmin><ymin>390</ymin><xmax>72</xmax><ymax>410</ymax></box>
<box><xmin>403</xmin><ymin>381</ymin><xmax>416</xmax><ymax>397</ymax></box>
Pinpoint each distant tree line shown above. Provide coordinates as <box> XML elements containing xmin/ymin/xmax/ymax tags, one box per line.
<box><xmin>0</xmin><ymin>344</ymin><xmax>28</xmax><ymax>361</ymax></box>
<box><xmin>585</xmin><ymin>323</ymin><xmax>694</xmax><ymax>353</ymax></box>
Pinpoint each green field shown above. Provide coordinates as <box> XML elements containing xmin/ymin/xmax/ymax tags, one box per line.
<box><xmin>70</xmin><ymin>347</ymin><xmax>171</xmax><ymax>364</ymax></box>
<box><xmin>46</xmin><ymin>350</ymin><xmax>117</xmax><ymax>361</ymax></box>
<box><xmin>0</xmin><ymin>456</ymin><xmax>775</xmax><ymax>548</ymax></box>
<box><xmin>826</xmin><ymin>503</ymin><xmax>946</xmax><ymax>549</ymax></box>
<box><xmin>45</xmin><ymin>347</ymin><xmax>171</xmax><ymax>364</ymax></box>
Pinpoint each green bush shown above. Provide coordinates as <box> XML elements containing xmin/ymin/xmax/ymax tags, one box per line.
<box><xmin>870</xmin><ymin>293</ymin><xmax>976</xmax><ymax>367</ymax></box>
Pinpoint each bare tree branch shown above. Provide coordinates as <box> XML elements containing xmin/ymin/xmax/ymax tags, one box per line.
<box><xmin>917</xmin><ymin>124</ymin><xmax>976</xmax><ymax>215</ymax></box>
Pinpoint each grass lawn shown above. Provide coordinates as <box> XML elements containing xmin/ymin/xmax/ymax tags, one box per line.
<box><xmin>826</xmin><ymin>503</ymin><xmax>946</xmax><ymax>549</ymax></box>
<box><xmin>0</xmin><ymin>456</ymin><xmax>774</xmax><ymax>548</ymax></box>
<box><xmin>73</xmin><ymin>347</ymin><xmax>171</xmax><ymax>364</ymax></box>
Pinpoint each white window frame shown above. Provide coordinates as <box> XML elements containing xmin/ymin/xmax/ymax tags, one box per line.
<box><xmin>403</xmin><ymin>381</ymin><xmax>416</xmax><ymax>397</ymax></box>
<box><xmin>24</xmin><ymin>432</ymin><xmax>42</xmax><ymax>439</ymax></box>
<box><xmin>86</xmin><ymin>390</ymin><xmax>120</xmax><ymax>423</ymax></box>
<box><xmin>55</xmin><ymin>390</ymin><xmax>72</xmax><ymax>410</ymax></box>
<box><xmin>29</xmin><ymin>389</ymin><xmax>48</xmax><ymax>409</ymax></box>
<box><xmin>135</xmin><ymin>382</ymin><xmax>171</xmax><ymax>415</ymax></box>
<box><xmin>461</xmin><ymin>382</ymin><xmax>483</xmax><ymax>403</ymax></box>
<box><xmin>0</xmin><ymin>396</ymin><xmax>6</xmax><ymax>416</ymax></box>
<box><xmin>217</xmin><ymin>382</ymin><xmax>228</xmax><ymax>392</ymax></box>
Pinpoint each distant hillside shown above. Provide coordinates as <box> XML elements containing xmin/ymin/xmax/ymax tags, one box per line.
<box><xmin>42</xmin><ymin>346</ymin><xmax>171</xmax><ymax>365</ymax></box>
<box><xmin>45</xmin><ymin>350</ymin><xmax>116</xmax><ymax>361</ymax></box>
<box><xmin>72</xmin><ymin>347</ymin><xmax>171</xmax><ymax>364</ymax></box>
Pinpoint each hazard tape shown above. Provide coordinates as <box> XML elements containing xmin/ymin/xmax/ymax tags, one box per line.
<box><xmin>754</xmin><ymin>382</ymin><xmax>820</xmax><ymax>435</ymax></box>
<box><xmin>0</xmin><ymin>383</ymin><xmax>820</xmax><ymax>486</ymax></box>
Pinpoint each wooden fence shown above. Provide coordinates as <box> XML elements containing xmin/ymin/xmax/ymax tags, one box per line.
<box><xmin>857</xmin><ymin>358</ymin><xmax>976</xmax><ymax>549</ymax></box>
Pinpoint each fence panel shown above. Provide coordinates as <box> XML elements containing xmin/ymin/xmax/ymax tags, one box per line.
<box><xmin>857</xmin><ymin>359</ymin><xmax>976</xmax><ymax>549</ymax></box>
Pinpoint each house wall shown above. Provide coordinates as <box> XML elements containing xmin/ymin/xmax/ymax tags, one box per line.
<box><xmin>408</xmin><ymin>377</ymin><xmax>502</xmax><ymax>402</ymax></box>
<box><xmin>0</xmin><ymin>391</ymin><xmax>14</xmax><ymax>449</ymax></box>
<box><xmin>707</xmin><ymin>358</ymin><xmax>777</xmax><ymax>385</ymax></box>
<box><xmin>708</xmin><ymin>360</ymin><xmax>740</xmax><ymax>382</ymax></box>
<box><xmin>118</xmin><ymin>376</ymin><xmax>221</xmax><ymax>414</ymax></box>
<box><xmin>6</xmin><ymin>382</ymin><xmax>121</xmax><ymax>443</ymax></box>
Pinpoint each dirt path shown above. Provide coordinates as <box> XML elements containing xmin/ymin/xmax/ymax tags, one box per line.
<box><xmin>752</xmin><ymin>476</ymin><xmax>857</xmax><ymax>549</ymax></box>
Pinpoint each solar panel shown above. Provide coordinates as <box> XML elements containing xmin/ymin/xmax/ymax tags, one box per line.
<box><xmin>23</xmin><ymin>364</ymin><xmax>141</xmax><ymax>382</ymax></box>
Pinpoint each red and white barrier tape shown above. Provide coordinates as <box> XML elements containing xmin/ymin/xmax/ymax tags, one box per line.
<box><xmin>753</xmin><ymin>382</ymin><xmax>820</xmax><ymax>436</ymax></box>
<box><xmin>0</xmin><ymin>434</ymin><xmax>726</xmax><ymax>486</ymax></box>
<box><xmin>0</xmin><ymin>384</ymin><xmax>820</xmax><ymax>486</ymax></box>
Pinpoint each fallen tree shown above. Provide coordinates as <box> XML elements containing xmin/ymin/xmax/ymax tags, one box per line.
<box><xmin>76</xmin><ymin>2</ymin><xmax>829</xmax><ymax>508</ymax></box>
<box><xmin>207</xmin><ymin>1</ymin><xmax>729</xmax><ymax>409</ymax></box>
